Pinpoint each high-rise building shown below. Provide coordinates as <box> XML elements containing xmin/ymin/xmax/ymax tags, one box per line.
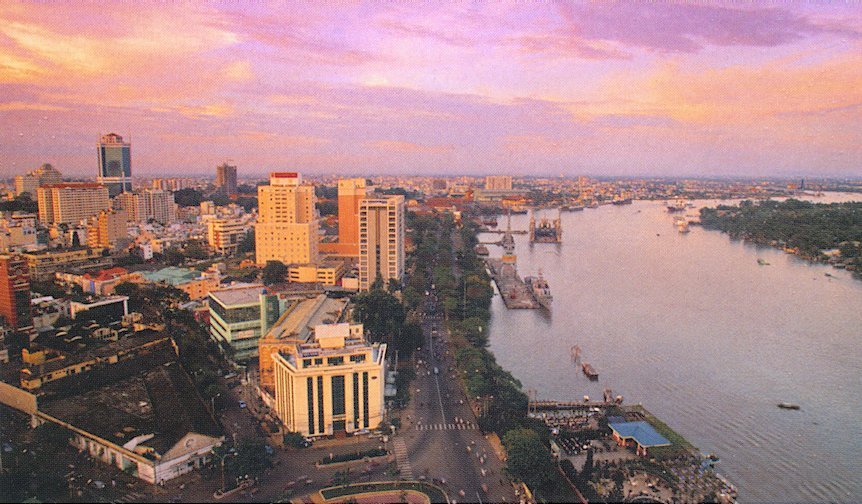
<box><xmin>97</xmin><ymin>133</ymin><xmax>132</xmax><ymax>197</ymax></box>
<box><xmin>37</xmin><ymin>183</ymin><xmax>110</xmax><ymax>225</ymax></box>
<box><xmin>336</xmin><ymin>178</ymin><xmax>366</xmax><ymax>256</ymax></box>
<box><xmin>0</xmin><ymin>254</ymin><xmax>33</xmax><ymax>332</ymax></box>
<box><xmin>15</xmin><ymin>163</ymin><xmax>63</xmax><ymax>197</ymax></box>
<box><xmin>215</xmin><ymin>163</ymin><xmax>238</xmax><ymax>195</ymax></box>
<box><xmin>113</xmin><ymin>189</ymin><xmax>177</xmax><ymax>224</ymax></box>
<box><xmin>255</xmin><ymin>172</ymin><xmax>319</xmax><ymax>266</ymax></box>
<box><xmin>271</xmin><ymin>322</ymin><xmax>387</xmax><ymax>437</ymax></box>
<box><xmin>358</xmin><ymin>195</ymin><xmax>405</xmax><ymax>291</ymax></box>
<box><xmin>485</xmin><ymin>175</ymin><xmax>513</xmax><ymax>191</ymax></box>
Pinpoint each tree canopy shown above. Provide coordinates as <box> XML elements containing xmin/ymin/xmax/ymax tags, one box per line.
<box><xmin>261</xmin><ymin>260</ymin><xmax>287</xmax><ymax>285</ymax></box>
<box><xmin>503</xmin><ymin>428</ymin><xmax>554</xmax><ymax>491</ymax></box>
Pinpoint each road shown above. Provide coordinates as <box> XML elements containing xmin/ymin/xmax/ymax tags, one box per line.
<box><xmin>399</xmin><ymin>288</ymin><xmax>517</xmax><ymax>504</ymax></box>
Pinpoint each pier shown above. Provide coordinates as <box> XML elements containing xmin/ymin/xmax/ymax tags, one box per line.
<box><xmin>487</xmin><ymin>258</ymin><xmax>539</xmax><ymax>309</ymax></box>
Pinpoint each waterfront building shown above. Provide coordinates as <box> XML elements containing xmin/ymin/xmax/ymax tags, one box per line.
<box><xmin>215</xmin><ymin>163</ymin><xmax>238</xmax><ymax>195</ymax></box>
<box><xmin>36</xmin><ymin>183</ymin><xmax>110</xmax><ymax>225</ymax></box>
<box><xmin>114</xmin><ymin>189</ymin><xmax>177</xmax><ymax>224</ymax></box>
<box><xmin>0</xmin><ymin>254</ymin><xmax>33</xmax><ymax>333</ymax></box>
<box><xmin>15</xmin><ymin>163</ymin><xmax>63</xmax><ymax>197</ymax></box>
<box><xmin>255</xmin><ymin>172</ymin><xmax>319</xmax><ymax>266</ymax></box>
<box><xmin>358</xmin><ymin>195</ymin><xmax>405</xmax><ymax>291</ymax></box>
<box><xmin>271</xmin><ymin>322</ymin><xmax>386</xmax><ymax>437</ymax></box>
<box><xmin>485</xmin><ymin>175</ymin><xmax>513</xmax><ymax>191</ymax></box>
<box><xmin>97</xmin><ymin>133</ymin><xmax>132</xmax><ymax>197</ymax></box>
<box><xmin>608</xmin><ymin>421</ymin><xmax>672</xmax><ymax>457</ymax></box>
<box><xmin>207</xmin><ymin>218</ymin><xmax>249</xmax><ymax>256</ymax></box>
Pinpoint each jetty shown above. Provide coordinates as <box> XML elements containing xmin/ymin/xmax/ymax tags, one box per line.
<box><xmin>487</xmin><ymin>258</ymin><xmax>539</xmax><ymax>309</ymax></box>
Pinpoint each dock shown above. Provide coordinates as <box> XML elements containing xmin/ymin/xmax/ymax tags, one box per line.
<box><xmin>487</xmin><ymin>258</ymin><xmax>539</xmax><ymax>309</ymax></box>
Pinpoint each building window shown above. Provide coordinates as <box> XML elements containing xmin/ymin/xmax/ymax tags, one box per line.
<box><xmin>331</xmin><ymin>375</ymin><xmax>345</xmax><ymax>416</ymax></box>
<box><xmin>327</xmin><ymin>356</ymin><xmax>343</xmax><ymax>366</ymax></box>
<box><xmin>303</xmin><ymin>359</ymin><xmax>311</xmax><ymax>367</ymax></box>
<box><xmin>314</xmin><ymin>358</ymin><xmax>323</xmax><ymax>365</ymax></box>
<box><xmin>307</xmin><ymin>377</ymin><xmax>314</xmax><ymax>435</ymax></box>
<box><xmin>362</xmin><ymin>372</ymin><xmax>369</xmax><ymax>428</ymax></box>
<box><xmin>353</xmin><ymin>372</ymin><xmax>360</xmax><ymax>428</ymax></box>
<box><xmin>349</xmin><ymin>354</ymin><xmax>366</xmax><ymax>363</ymax></box>
<box><xmin>317</xmin><ymin>376</ymin><xmax>325</xmax><ymax>434</ymax></box>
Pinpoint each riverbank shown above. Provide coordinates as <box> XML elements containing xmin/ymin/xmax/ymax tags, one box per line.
<box><xmin>699</xmin><ymin>199</ymin><xmax>862</xmax><ymax>275</ymax></box>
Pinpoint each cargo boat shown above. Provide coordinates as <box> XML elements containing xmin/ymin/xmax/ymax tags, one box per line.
<box><xmin>524</xmin><ymin>272</ymin><xmax>552</xmax><ymax>310</ymax></box>
<box><xmin>582</xmin><ymin>362</ymin><xmax>599</xmax><ymax>380</ymax></box>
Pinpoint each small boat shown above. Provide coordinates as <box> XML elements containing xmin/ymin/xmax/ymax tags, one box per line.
<box><xmin>582</xmin><ymin>362</ymin><xmax>599</xmax><ymax>380</ymax></box>
<box><xmin>778</xmin><ymin>402</ymin><xmax>800</xmax><ymax>410</ymax></box>
<box><xmin>757</xmin><ymin>258</ymin><xmax>770</xmax><ymax>266</ymax></box>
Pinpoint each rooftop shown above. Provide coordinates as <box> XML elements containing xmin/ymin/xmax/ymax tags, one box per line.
<box><xmin>264</xmin><ymin>295</ymin><xmax>348</xmax><ymax>343</ymax></box>
<box><xmin>208</xmin><ymin>284</ymin><xmax>265</xmax><ymax>307</ymax></box>
<box><xmin>40</xmin><ymin>360</ymin><xmax>222</xmax><ymax>455</ymax></box>
<box><xmin>608</xmin><ymin>421</ymin><xmax>672</xmax><ymax>448</ymax></box>
<box><xmin>141</xmin><ymin>266</ymin><xmax>201</xmax><ymax>286</ymax></box>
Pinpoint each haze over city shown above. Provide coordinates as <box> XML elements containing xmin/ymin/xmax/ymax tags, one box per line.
<box><xmin>2</xmin><ymin>2</ymin><xmax>861</xmax><ymax>178</ymax></box>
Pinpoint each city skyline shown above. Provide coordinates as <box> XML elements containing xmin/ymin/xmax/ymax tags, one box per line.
<box><xmin>1</xmin><ymin>2</ymin><xmax>861</xmax><ymax>178</ymax></box>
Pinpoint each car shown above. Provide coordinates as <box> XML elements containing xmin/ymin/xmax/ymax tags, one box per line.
<box><xmin>238</xmin><ymin>401</ymin><xmax>247</xmax><ymax>409</ymax></box>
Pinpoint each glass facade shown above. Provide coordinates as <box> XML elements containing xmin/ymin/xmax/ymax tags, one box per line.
<box><xmin>210</xmin><ymin>301</ymin><xmax>259</xmax><ymax>324</ymax></box>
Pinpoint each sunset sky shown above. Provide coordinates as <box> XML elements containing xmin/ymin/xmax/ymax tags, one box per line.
<box><xmin>1</xmin><ymin>2</ymin><xmax>861</xmax><ymax>178</ymax></box>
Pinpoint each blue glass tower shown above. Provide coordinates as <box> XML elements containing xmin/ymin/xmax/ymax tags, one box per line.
<box><xmin>97</xmin><ymin>133</ymin><xmax>132</xmax><ymax>197</ymax></box>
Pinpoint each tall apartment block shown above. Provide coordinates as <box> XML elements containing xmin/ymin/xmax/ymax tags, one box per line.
<box><xmin>255</xmin><ymin>172</ymin><xmax>319</xmax><ymax>266</ymax></box>
<box><xmin>358</xmin><ymin>195</ymin><xmax>405</xmax><ymax>291</ymax></box>
<box><xmin>215</xmin><ymin>163</ymin><xmax>238</xmax><ymax>195</ymax></box>
<box><xmin>0</xmin><ymin>254</ymin><xmax>33</xmax><ymax>332</ymax></box>
<box><xmin>97</xmin><ymin>133</ymin><xmax>132</xmax><ymax>197</ymax></box>
<box><xmin>37</xmin><ymin>183</ymin><xmax>110</xmax><ymax>225</ymax></box>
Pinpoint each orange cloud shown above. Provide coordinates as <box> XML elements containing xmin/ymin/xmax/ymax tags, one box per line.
<box><xmin>598</xmin><ymin>45</ymin><xmax>862</xmax><ymax>124</ymax></box>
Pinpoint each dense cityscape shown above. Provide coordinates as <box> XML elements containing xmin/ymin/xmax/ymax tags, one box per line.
<box><xmin>1</xmin><ymin>140</ymin><xmax>861</xmax><ymax>502</ymax></box>
<box><xmin>3</xmin><ymin>2</ymin><xmax>862</xmax><ymax>504</ymax></box>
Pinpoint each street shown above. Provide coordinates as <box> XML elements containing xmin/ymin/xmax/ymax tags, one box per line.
<box><xmin>398</xmin><ymin>288</ymin><xmax>517</xmax><ymax>504</ymax></box>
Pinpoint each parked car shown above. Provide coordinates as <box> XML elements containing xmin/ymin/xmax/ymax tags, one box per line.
<box><xmin>238</xmin><ymin>401</ymin><xmax>247</xmax><ymax>409</ymax></box>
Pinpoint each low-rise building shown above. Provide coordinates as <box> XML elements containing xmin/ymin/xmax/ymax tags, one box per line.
<box><xmin>0</xmin><ymin>331</ymin><xmax>222</xmax><ymax>485</ymax></box>
<box><xmin>69</xmin><ymin>295</ymin><xmax>129</xmax><ymax>324</ymax></box>
<box><xmin>140</xmin><ymin>266</ymin><xmax>221</xmax><ymax>300</ymax></box>
<box><xmin>23</xmin><ymin>248</ymin><xmax>112</xmax><ymax>281</ymax></box>
<box><xmin>207</xmin><ymin>284</ymin><xmax>297</xmax><ymax>362</ymax></box>
<box><xmin>271</xmin><ymin>322</ymin><xmax>386</xmax><ymax>437</ymax></box>
<box><xmin>287</xmin><ymin>259</ymin><xmax>348</xmax><ymax>286</ymax></box>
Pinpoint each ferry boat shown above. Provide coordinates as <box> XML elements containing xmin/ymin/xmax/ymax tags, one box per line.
<box><xmin>524</xmin><ymin>272</ymin><xmax>552</xmax><ymax>310</ymax></box>
<box><xmin>581</xmin><ymin>362</ymin><xmax>599</xmax><ymax>380</ymax></box>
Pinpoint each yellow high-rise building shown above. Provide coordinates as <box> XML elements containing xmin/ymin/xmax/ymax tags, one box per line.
<box><xmin>255</xmin><ymin>172</ymin><xmax>319</xmax><ymax>266</ymax></box>
<box><xmin>86</xmin><ymin>209</ymin><xmax>127</xmax><ymax>249</ymax></box>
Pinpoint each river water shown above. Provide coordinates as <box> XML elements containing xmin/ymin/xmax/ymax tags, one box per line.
<box><xmin>484</xmin><ymin>194</ymin><xmax>862</xmax><ymax>503</ymax></box>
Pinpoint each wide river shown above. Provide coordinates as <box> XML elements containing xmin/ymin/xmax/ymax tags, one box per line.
<box><xmin>484</xmin><ymin>194</ymin><xmax>862</xmax><ymax>503</ymax></box>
